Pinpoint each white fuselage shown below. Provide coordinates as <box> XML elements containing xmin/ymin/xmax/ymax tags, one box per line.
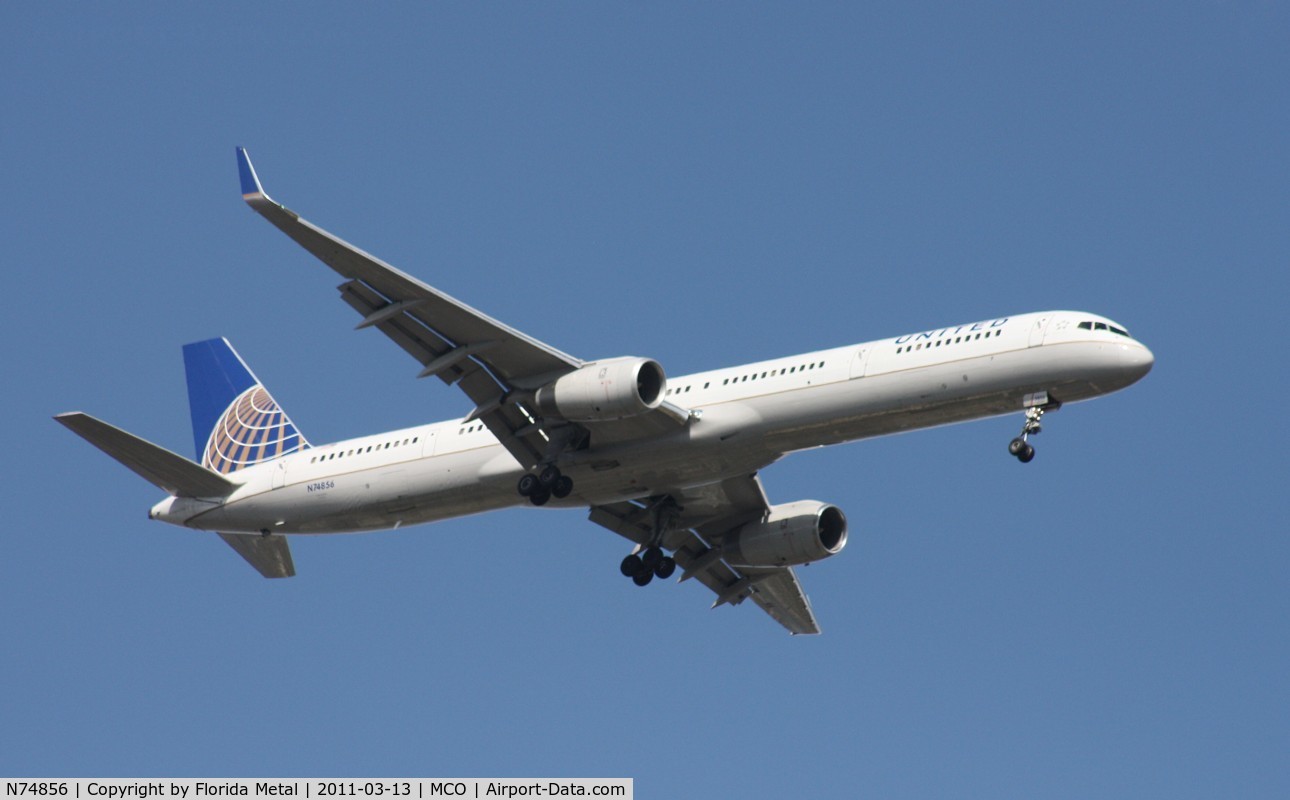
<box><xmin>150</xmin><ymin>310</ymin><xmax>1153</xmax><ymax>535</ymax></box>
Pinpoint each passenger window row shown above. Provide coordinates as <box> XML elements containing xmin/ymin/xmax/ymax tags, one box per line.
<box><xmin>896</xmin><ymin>330</ymin><xmax>1000</xmax><ymax>354</ymax></box>
<box><xmin>310</xmin><ymin>436</ymin><xmax>419</xmax><ymax>463</ymax></box>
<box><xmin>720</xmin><ymin>361</ymin><xmax>826</xmax><ymax>387</ymax></box>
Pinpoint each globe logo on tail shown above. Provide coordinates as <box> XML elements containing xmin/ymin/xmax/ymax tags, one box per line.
<box><xmin>202</xmin><ymin>384</ymin><xmax>308</xmax><ymax>474</ymax></box>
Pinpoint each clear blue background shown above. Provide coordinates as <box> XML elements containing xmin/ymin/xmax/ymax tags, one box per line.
<box><xmin>4</xmin><ymin>4</ymin><xmax>1287</xmax><ymax>796</ymax></box>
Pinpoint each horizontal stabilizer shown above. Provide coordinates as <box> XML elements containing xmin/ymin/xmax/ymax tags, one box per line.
<box><xmin>54</xmin><ymin>412</ymin><xmax>239</xmax><ymax>497</ymax></box>
<box><xmin>218</xmin><ymin>532</ymin><xmax>295</xmax><ymax>578</ymax></box>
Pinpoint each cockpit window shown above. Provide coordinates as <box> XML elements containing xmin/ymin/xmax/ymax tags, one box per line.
<box><xmin>1078</xmin><ymin>320</ymin><xmax>1130</xmax><ymax>337</ymax></box>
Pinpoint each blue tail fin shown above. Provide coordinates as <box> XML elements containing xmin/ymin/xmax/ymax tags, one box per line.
<box><xmin>182</xmin><ymin>338</ymin><xmax>309</xmax><ymax>474</ymax></box>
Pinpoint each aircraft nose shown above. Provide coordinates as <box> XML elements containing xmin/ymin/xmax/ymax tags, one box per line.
<box><xmin>1121</xmin><ymin>343</ymin><xmax>1154</xmax><ymax>381</ymax></box>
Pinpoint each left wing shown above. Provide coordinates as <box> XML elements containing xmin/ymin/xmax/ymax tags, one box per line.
<box><xmin>236</xmin><ymin>148</ymin><xmax>689</xmax><ymax>469</ymax></box>
<box><xmin>589</xmin><ymin>474</ymin><xmax>824</xmax><ymax>635</ymax></box>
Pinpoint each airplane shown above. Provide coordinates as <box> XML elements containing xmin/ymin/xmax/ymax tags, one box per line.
<box><xmin>54</xmin><ymin>147</ymin><xmax>1154</xmax><ymax>635</ymax></box>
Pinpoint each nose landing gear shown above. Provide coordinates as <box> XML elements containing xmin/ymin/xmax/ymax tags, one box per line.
<box><xmin>1008</xmin><ymin>392</ymin><xmax>1061</xmax><ymax>464</ymax></box>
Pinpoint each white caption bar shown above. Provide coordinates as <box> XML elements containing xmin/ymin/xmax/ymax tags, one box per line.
<box><xmin>2</xmin><ymin>781</ymin><xmax>632</xmax><ymax>800</ymax></box>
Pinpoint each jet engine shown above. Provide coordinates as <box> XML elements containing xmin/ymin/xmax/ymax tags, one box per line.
<box><xmin>534</xmin><ymin>357</ymin><xmax>667</xmax><ymax>422</ymax></box>
<box><xmin>723</xmin><ymin>500</ymin><xmax>848</xmax><ymax>568</ymax></box>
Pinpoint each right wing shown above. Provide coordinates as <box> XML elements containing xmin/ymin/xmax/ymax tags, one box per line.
<box><xmin>589</xmin><ymin>474</ymin><xmax>824</xmax><ymax>635</ymax></box>
<box><xmin>237</xmin><ymin>148</ymin><xmax>691</xmax><ymax>470</ymax></box>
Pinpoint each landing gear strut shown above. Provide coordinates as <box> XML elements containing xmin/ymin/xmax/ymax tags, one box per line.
<box><xmin>1008</xmin><ymin>392</ymin><xmax>1061</xmax><ymax>464</ymax></box>
<box><xmin>517</xmin><ymin>464</ymin><xmax>574</xmax><ymax>505</ymax></box>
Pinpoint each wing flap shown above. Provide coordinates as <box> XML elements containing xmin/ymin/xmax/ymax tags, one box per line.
<box><xmin>738</xmin><ymin>567</ymin><xmax>822</xmax><ymax>636</ymax></box>
<box><xmin>338</xmin><ymin>279</ymin><xmax>456</xmax><ymax>379</ymax></box>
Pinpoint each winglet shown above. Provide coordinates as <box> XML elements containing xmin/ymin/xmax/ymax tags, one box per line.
<box><xmin>236</xmin><ymin>146</ymin><xmax>267</xmax><ymax>200</ymax></box>
<box><xmin>237</xmin><ymin>147</ymin><xmax>300</xmax><ymax>221</ymax></box>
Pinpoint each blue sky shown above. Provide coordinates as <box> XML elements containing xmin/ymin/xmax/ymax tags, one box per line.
<box><xmin>4</xmin><ymin>3</ymin><xmax>1287</xmax><ymax>796</ymax></box>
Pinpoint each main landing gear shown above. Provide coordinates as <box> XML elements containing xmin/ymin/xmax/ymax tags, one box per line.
<box><xmin>617</xmin><ymin>496</ymin><xmax>679</xmax><ymax>587</ymax></box>
<box><xmin>516</xmin><ymin>464</ymin><xmax>573</xmax><ymax>506</ymax></box>
<box><xmin>1008</xmin><ymin>392</ymin><xmax>1062</xmax><ymax>464</ymax></box>
<box><xmin>619</xmin><ymin>546</ymin><xmax>677</xmax><ymax>586</ymax></box>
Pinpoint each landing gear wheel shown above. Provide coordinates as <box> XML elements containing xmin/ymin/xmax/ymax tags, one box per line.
<box><xmin>620</xmin><ymin>554</ymin><xmax>644</xmax><ymax>577</ymax></box>
<box><xmin>1008</xmin><ymin>399</ymin><xmax>1058</xmax><ymax>464</ymax></box>
<box><xmin>551</xmin><ymin>475</ymin><xmax>574</xmax><ymax>499</ymax></box>
<box><xmin>517</xmin><ymin>473</ymin><xmax>539</xmax><ymax>497</ymax></box>
<box><xmin>632</xmin><ymin>569</ymin><xmax>654</xmax><ymax>587</ymax></box>
<box><xmin>641</xmin><ymin>546</ymin><xmax>663</xmax><ymax>570</ymax></box>
<box><xmin>538</xmin><ymin>464</ymin><xmax>562</xmax><ymax>488</ymax></box>
<box><xmin>654</xmin><ymin>556</ymin><xmax>677</xmax><ymax>580</ymax></box>
<box><xmin>529</xmin><ymin>490</ymin><xmax>551</xmax><ymax>506</ymax></box>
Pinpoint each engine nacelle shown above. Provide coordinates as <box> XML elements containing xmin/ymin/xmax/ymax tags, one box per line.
<box><xmin>534</xmin><ymin>357</ymin><xmax>667</xmax><ymax>422</ymax></box>
<box><xmin>723</xmin><ymin>500</ymin><xmax>848</xmax><ymax>568</ymax></box>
